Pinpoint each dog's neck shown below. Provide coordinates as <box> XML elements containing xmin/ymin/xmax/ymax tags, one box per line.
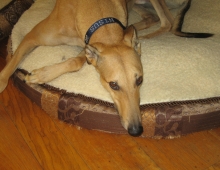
<box><xmin>84</xmin><ymin>17</ymin><xmax>126</xmax><ymax>44</ymax></box>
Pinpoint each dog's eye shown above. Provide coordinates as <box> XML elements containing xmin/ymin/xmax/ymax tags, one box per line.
<box><xmin>109</xmin><ymin>81</ymin><xmax>120</xmax><ymax>90</ymax></box>
<box><xmin>136</xmin><ymin>76</ymin><xmax>143</xmax><ymax>86</ymax></box>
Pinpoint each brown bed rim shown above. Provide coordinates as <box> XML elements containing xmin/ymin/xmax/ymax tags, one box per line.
<box><xmin>12</xmin><ymin>70</ymin><xmax>220</xmax><ymax>138</ymax></box>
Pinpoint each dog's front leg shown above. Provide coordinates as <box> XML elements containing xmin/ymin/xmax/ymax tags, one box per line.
<box><xmin>158</xmin><ymin>0</ymin><xmax>174</xmax><ymax>25</ymax></box>
<box><xmin>25</xmin><ymin>50</ymin><xmax>86</xmax><ymax>84</ymax></box>
<box><xmin>138</xmin><ymin>0</ymin><xmax>173</xmax><ymax>39</ymax></box>
<box><xmin>132</xmin><ymin>4</ymin><xmax>159</xmax><ymax>31</ymax></box>
<box><xmin>0</xmin><ymin>32</ymin><xmax>39</xmax><ymax>93</ymax></box>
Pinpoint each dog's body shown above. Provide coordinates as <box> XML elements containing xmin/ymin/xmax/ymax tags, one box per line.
<box><xmin>0</xmin><ymin>0</ymin><xmax>213</xmax><ymax>136</ymax></box>
<box><xmin>0</xmin><ymin>0</ymin><xmax>144</xmax><ymax>136</ymax></box>
<box><xmin>133</xmin><ymin>0</ymin><xmax>174</xmax><ymax>38</ymax></box>
<box><xmin>133</xmin><ymin>0</ymin><xmax>213</xmax><ymax>38</ymax></box>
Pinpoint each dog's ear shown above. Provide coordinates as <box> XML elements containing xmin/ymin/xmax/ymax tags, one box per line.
<box><xmin>124</xmin><ymin>25</ymin><xmax>141</xmax><ymax>56</ymax></box>
<box><xmin>85</xmin><ymin>45</ymin><xmax>100</xmax><ymax>66</ymax></box>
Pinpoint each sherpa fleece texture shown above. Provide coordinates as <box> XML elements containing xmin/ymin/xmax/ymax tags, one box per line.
<box><xmin>12</xmin><ymin>0</ymin><xmax>220</xmax><ymax>104</ymax></box>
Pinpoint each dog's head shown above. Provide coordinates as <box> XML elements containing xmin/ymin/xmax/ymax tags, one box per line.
<box><xmin>85</xmin><ymin>25</ymin><xmax>143</xmax><ymax>136</ymax></box>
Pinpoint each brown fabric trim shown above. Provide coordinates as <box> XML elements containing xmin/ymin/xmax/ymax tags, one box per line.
<box><xmin>58</xmin><ymin>93</ymin><xmax>126</xmax><ymax>134</ymax></box>
<box><xmin>141</xmin><ymin>108</ymin><xmax>156</xmax><ymax>137</ymax></box>
<box><xmin>12</xmin><ymin>71</ymin><xmax>42</xmax><ymax>107</ymax></box>
<box><xmin>12</xmin><ymin>70</ymin><xmax>220</xmax><ymax>138</ymax></box>
<box><xmin>154</xmin><ymin>105</ymin><xmax>183</xmax><ymax>138</ymax></box>
<box><xmin>182</xmin><ymin>111</ymin><xmax>220</xmax><ymax>135</ymax></box>
<box><xmin>0</xmin><ymin>0</ymin><xmax>34</xmax><ymax>41</ymax></box>
<box><xmin>0</xmin><ymin>14</ymin><xmax>12</xmax><ymax>40</ymax></box>
<box><xmin>42</xmin><ymin>83</ymin><xmax>115</xmax><ymax>108</ymax></box>
<box><xmin>140</xmin><ymin>97</ymin><xmax>220</xmax><ymax>110</ymax></box>
<box><xmin>41</xmin><ymin>89</ymin><xmax>60</xmax><ymax>118</ymax></box>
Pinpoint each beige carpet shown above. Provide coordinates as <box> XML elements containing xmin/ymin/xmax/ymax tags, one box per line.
<box><xmin>11</xmin><ymin>0</ymin><xmax>220</xmax><ymax>105</ymax></box>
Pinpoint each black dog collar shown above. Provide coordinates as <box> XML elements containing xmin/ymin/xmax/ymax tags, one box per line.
<box><xmin>84</xmin><ymin>17</ymin><xmax>126</xmax><ymax>44</ymax></box>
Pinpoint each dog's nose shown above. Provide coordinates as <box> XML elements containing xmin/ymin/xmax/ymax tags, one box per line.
<box><xmin>128</xmin><ymin>125</ymin><xmax>143</xmax><ymax>137</ymax></box>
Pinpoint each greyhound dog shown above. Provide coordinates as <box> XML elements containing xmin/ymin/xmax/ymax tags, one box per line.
<box><xmin>0</xmin><ymin>0</ymin><xmax>144</xmax><ymax>136</ymax></box>
<box><xmin>0</xmin><ymin>0</ymin><xmax>212</xmax><ymax>136</ymax></box>
<box><xmin>133</xmin><ymin>0</ymin><xmax>213</xmax><ymax>38</ymax></box>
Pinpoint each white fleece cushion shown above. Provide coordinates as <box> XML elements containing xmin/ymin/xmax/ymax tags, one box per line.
<box><xmin>12</xmin><ymin>0</ymin><xmax>220</xmax><ymax>104</ymax></box>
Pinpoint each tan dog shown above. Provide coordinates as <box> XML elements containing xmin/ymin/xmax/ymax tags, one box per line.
<box><xmin>0</xmin><ymin>0</ymin><xmax>144</xmax><ymax>136</ymax></box>
<box><xmin>0</xmin><ymin>0</ymin><xmax>212</xmax><ymax>136</ymax></box>
<box><xmin>133</xmin><ymin>0</ymin><xmax>213</xmax><ymax>38</ymax></box>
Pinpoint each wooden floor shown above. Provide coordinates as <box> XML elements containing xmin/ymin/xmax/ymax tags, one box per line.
<box><xmin>0</xmin><ymin>37</ymin><xmax>220</xmax><ymax>170</ymax></box>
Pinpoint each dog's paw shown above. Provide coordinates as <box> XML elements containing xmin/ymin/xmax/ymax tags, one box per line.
<box><xmin>25</xmin><ymin>68</ymin><xmax>50</xmax><ymax>84</ymax></box>
<box><xmin>25</xmin><ymin>66</ymin><xmax>60</xmax><ymax>84</ymax></box>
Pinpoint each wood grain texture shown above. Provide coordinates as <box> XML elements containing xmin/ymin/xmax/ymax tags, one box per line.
<box><xmin>0</xmin><ymin>104</ymin><xmax>42</xmax><ymax>170</ymax></box>
<box><xmin>0</xmin><ymin>38</ymin><xmax>220</xmax><ymax>170</ymax></box>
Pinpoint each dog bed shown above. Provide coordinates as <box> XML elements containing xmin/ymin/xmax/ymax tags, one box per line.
<box><xmin>0</xmin><ymin>0</ymin><xmax>33</xmax><ymax>41</ymax></box>
<box><xmin>9</xmin><ymin>0</ymin><xmax>220</xmax><ymax>138</ymax></box>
